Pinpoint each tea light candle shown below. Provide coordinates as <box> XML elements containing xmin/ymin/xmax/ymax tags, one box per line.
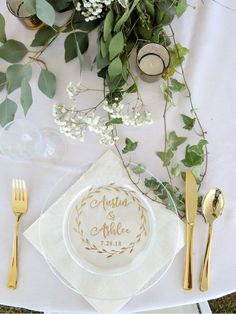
<box><xmin>138</xmin><ymin>54</ymin><xmax>164</xmax><ymax>76</ymax></box>
<box><xmin>137</xmin><ymin>43</ymin><xmax>170</xmax><ymax>78</ymax></box>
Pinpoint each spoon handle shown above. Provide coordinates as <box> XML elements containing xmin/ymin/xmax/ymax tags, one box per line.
<box><xmin>200</xmin><ymin>224</ymin><xmax>213</xmax><ymax>291</ymax></box>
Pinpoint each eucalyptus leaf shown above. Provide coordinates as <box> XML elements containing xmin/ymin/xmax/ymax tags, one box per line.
<box><xmin>21</xmin><ymin>78</ymin><xmax>33</xmax><ymax>115</ymax></box>
<box><xmin>36</xmin><ymin>0</ymin><xmax>55</xmax><ymax>26</ymax></box>
<box><xmin>64</xmin><ymin>32</ymin><xmax>89</xmax><ymax>63</ymax></box>
<box><xmin>0</xmin><ymin>40</ymin><xmax>28</xmax><ymax>63</ymax></box>
<box><xmin>38</xmin><ymin>69</ymin><xmax>56</xmax><ymax>98</ymax></box>
<box><xmin>122</xmin><ymin>138</ymin><xmax>138</xmax><ymax>154</ymax></box>
<box><xmin>114</xmin><ymin>0</ymin><xmax>139</xmax><ymax>33</ymax></box>
<box><xmin>0</xmin><ymin>72</ymin><xmax>6</xmax><ymax>92</ymax></box>
<box><xmin>31</xmin><ymin>27</ymin><xmax>58</xmax><ymax>47</ymax></box>
<box><xmin>0</xmin><ymin>98</ymin><xmax>17</xmax><ymax>127</ymax></box>
<box><xmin>103</xmin><ymin>10</ymin><xmax>114</xmax><ymax>42</ymax></box>
<box><xmin>108</xmin><ymin>56</ymin><xmax>122</xmax><ymax>79</ymax></box>
<box><xmin>109</xmin><ymin>31</ymin><xmax>124</xmax><ymax>60</ymax></box>
<box><xmin>0</xmin><ymin>13</ymin><xmax>6</xmax><ymax>44</ymax></box>
<box><xmin>7</xmin><ymin>64</ymin><xmax>32</xmax><ymax>94</ymax></box>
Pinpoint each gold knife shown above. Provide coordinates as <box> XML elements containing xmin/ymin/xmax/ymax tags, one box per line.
<box><xmin>183</xmin><ymin>171</ymin><xmax>198</xmax><ymax>290</ymax></box>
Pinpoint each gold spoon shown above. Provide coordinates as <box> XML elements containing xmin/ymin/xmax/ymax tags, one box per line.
<box><xmin>200</xmin><ymin>188</ymin><xmax>224</xmax><ymax>292</ymax></box>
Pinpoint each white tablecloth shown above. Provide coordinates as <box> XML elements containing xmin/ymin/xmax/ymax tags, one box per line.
<box><xmin>0</xmin><ymin>0</ymin><xmax>236</xmax><ymax>313</ymax></box>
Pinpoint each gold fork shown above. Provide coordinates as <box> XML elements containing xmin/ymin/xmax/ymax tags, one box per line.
<box><xmin>7</xmin><ymin>179</ymin><xmax>28</xmax><ymax>290</ymax></box>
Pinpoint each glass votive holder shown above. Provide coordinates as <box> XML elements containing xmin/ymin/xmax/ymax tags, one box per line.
<box><xmin>6</xmin><ymin>0</ymin><xmax>44</xmax><ymax>29</ymax></box>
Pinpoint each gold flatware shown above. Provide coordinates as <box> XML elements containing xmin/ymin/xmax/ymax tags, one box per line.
<box><xmin>7</xmin><ymin>179</ymin><xmax>28</xmax><ymax>290</ymax></box>
<box><xmin>184</xmin><ymin>171</ymin><xmax>198</xmax><ymax>290</ymax></box>
<box><xmin>200</xmin><ymin>188</ymin><xmax>224</xmax><ymax>292</ymax></box>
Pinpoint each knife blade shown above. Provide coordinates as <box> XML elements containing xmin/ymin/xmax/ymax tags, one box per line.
<box><xmin>183</xmin><ymin>171</ymin><xmax>198</xmax><ymax>290</ymax></box>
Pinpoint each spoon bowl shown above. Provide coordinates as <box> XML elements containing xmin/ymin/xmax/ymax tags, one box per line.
<box><xmin>202</xmin><ymin>188</ymin><xmax>224</xmax><ymax>225</ymax></box>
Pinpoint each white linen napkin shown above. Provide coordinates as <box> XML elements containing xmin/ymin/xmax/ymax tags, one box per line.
<box><xmin>24</xmin><ymin>150</ymin><xmax>184</xmax><ymax>313</ymax></box>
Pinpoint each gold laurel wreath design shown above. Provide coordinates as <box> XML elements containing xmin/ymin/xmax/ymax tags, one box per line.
<box><xmin>73</xmin><ymin>183</ymin><xmax>148</xmax><ymax>258</ymax></box>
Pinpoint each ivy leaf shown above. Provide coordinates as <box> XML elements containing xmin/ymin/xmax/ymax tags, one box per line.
<box><xmin>181</xmin><ymin>114</ymin><xmax>196</xmax><ymax>130</ymax></box>
<box><xmin>0</xmin><ymin>72</ymin><xmax>6</xmax><ymax>92</ymax></box>
<box><xmin>156</xmin><ymin>149</ymin><xmax>174</xmax><ymax>166</ymax></box>
<box><xmin>108</xmin><ymin>56</ymin><xmax>123</xmax><ymax>79</ymax></box>
<box><xmin>168</xmin><ymin>131</ymin><xmax>187</xmax><ymax>151</ymax></box>
<box><xmin>169</xmin><ymin>78</ymin><xmax>186</xmax><ymax>92</ymax></box>
<box><xmin>38</xmin><ymin>69</ymin><xmax>56</xmax><ymax>98</ymax></box>
<box><xmin>192</xmin><ymin>166</ymin><xmax>201</xmax><ymax>184</ymax></box>
<box><xmin>0</xmin><ymin>13</ymin><xmax>6</xmax><ymax>44</ymax></box>
<box><xmin>171</xmin><ymin>164</ymin><xmax>181</xmax><ymax>177</ymax></box>
<box><xmin>64</xmin><ymin>32</ymin><xmax>89</xmax><ymax>63</ymax></box>
<box><xmin>122</xmin><ymin>138</ymin><xmax>138</xmax><ymax>154</ymax></box>
<box><xmin>20</xmin><ymin>78</ymin><xmax>33</xmax><ymax>115</ymax></box>
<box><xmin>182</xmin><ymin>139</ymin><xmax>208</xmax><ymax>167</ymax></box>
<box><xmin>36</xmin><ymin>0</ymin><xmax>55</xmax><ymax>26</ymax></box>
<box><xmin>0</xmin><ymin>40</ymin><xmax>28</xmax><ymax>63</ymax></box>
<box><xmin>31</xmin><ymin>27</ymin><xmax>58</xmax><ymax>47</ymax></box>
<box><xmin>103</xmin><ymin>10</ymin><xmax>114</xmax><ymax>42</ymax></box>
<box><xmin>7</xmin><ymin>64</ymin><xmax>32</xmax><ymax>94</ymax></box>
<box><xmin>176</xmin><ymin>0</ymin><xmax>188</xmax><ymax>17</ymax></box>
<box><xmin>0</xmin><ymin>98</ymin><xmax>17</xmax><ymax>127</ymax></box>
<box><xmin>170</xmin><ymin>43</ymin><xmax>189</xmax><ymax>69</ymax></box>
<box><xmin>109</xmin><ymin>31</ymin><xmax>124</xmax><ymax>60</ymax></box>
<box><xmin>132</xmin><ymin>164</ymin><xmax>145</xmax><ymax>175</ymax></box>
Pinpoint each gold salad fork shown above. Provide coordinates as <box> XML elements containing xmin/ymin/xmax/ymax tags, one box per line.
<box><xmin>7</xmin><ymin>179</ymin><xmax>28</xmax><ymax>290</ymax></box>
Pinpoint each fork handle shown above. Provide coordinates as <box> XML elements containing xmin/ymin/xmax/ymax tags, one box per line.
<box><xmin>7</xmin><ymin>214</ymin><xmax>22</xmax><ymax>290</ymax></box>
<box><xmin>200</xmin><ymin>224</ymin><xmax>213</xmax><ymax>292</ymax></box>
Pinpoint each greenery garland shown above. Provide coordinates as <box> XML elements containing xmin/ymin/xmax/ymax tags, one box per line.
<box><xmin>0</xmin><ymin>0</ymin><xmax>211</xmax><ymax>217</ymax></box>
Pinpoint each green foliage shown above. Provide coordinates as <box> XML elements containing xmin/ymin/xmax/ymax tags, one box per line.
<box><xmin>31</xmin><ymin>27</ymin><xmax>58</xmax><ymax>47</ymax></box>
<box><xmin>0</xmin><ymin>72</ymin><xmax>6</xmax><ymax>92</ymax></box>
<box><xmin>108</xmin><ymin>56</ymin><xmax>123</xmax><ymax>79</ymax></box>
<box><xmin>168</xmin><ymin>131</ymin><xmax>187</xmax><ymax>151</ymax></box>
<box><xmin>20</xmin><ymin>78</ymin><xmax>33</xmax><ymax>115</ymax></box>
<box><xmin>0</xmin><ymin>13</ymin><xmax>6</xmax><ymax>44</ymax></box>
<box><xmin>122</xmin><ymin>138</ymin><xmax>138</xmax><ymax>154</ymax></box>
<box><xmin>38</xmin><ymin>69</ymin><xmax>56</xmax><ymax>98</ymax></box>
<box><xmin>182</xmin><ymin>139</ymin><xmax>208</xmax><ymax>167</ymax></box>
<box><xmin>103</xmin><ymin>10</ymin><xmax>114</xmax><ymax>42</ymax></box>
<box><xmin>156</xmin><ymin>150</ymin><xmax>174</xmax><ymax>167</ymax></box>
<box><xmin>169</xmin><ymin>78</ymin><xmax>186</xmax><ymax>92</ymax></box>
<box><xmin>176</xmin><ymin>0</ymin><xmax>188</xmax><ymax>17</ymax></box>
<box><xmin>7</xmin><ymin>64</ymin><xmax>32</xmax><ymax>94</ymax></box>
<box><xmin>0</xmin><ymin>98</ymin><xmax>17</xmax><ymax>127</ymax></box>
<box><xmin>132</xmin><ymin>164</ymin><xmax>145</xmax><ymax>175</ymax></box>
<box><xmin>109</xmin><ymin>32</ymin><xmax>124</xmax><ymax>60</ymax></box>
<box><xmin>64</xmin><ymin>32</ymin><xmax>89</xmax><ymax>63</ymax></box>
<box><xmin>181</xmin><ymin>114</ymin><xmax>196</xmax><ymax>130</ymax></box>
<box><xmin>0</xmin><ymin>40</ymin><xmax>28</xmax><ymax>63</ymax></box>
<box><xmin>36</xmin><ymin>0</ymin><xmax>55</xmax><ymax>26</ymax></box>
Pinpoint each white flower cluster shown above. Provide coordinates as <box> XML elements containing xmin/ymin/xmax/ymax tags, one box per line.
<box><xmin>102</xmin><ymin>98</ymin><xmax>152</xmax><ymax>127</ymax></box>
<box><xmin>76</xmin><ymin>0</ymin><xmax>113</xmax><ymax>22</ymax></box>
<box><xmin>53</xmin><ymin>104</ymin><xmax>119</xmax><ymax>145</ymax></box>
<box><xmin>53</xmin><ymin>82</ymin><xmax>153</xmax><ymax>146</ymax></box>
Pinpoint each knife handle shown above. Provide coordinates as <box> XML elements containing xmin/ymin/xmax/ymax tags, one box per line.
<box><xmin>184</xmin><ymin>222</ymin><xmax>194</xmax><ymax>290</ymax></box>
